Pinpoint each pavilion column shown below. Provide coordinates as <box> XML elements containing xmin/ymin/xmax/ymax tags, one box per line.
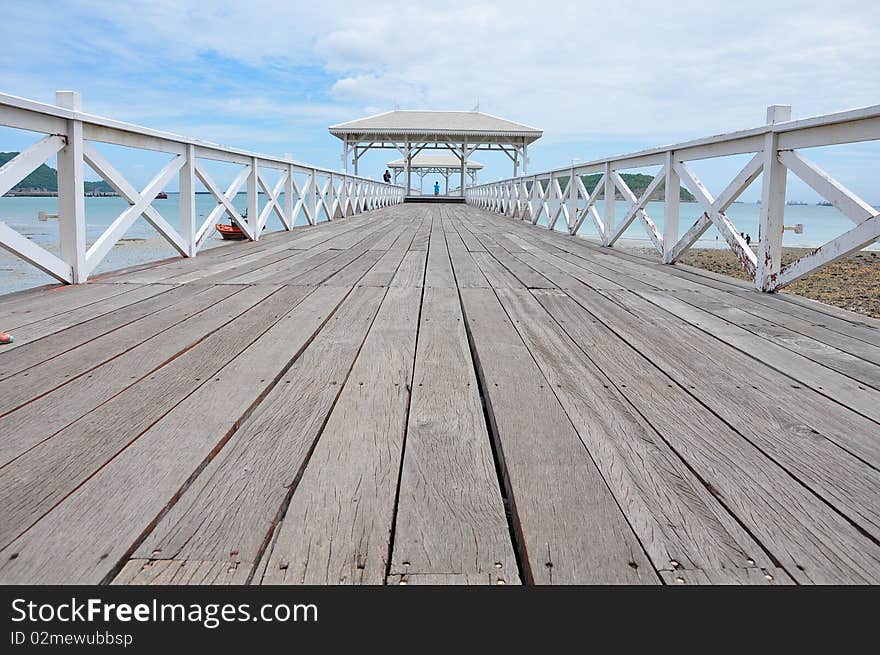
<box><xmin>444</xmin><ymin>170</ymin><xmax>449</xmax><ymax>195</ymax></box>
<box><xmin>405</xmin><ymin>140</ymin><xmax>412</xmax><ymax>197</ymax></box>
<box><xmin>460</xmin><ymin>143</ymin><xmax>467</xmax><ymax>197</ymax></box>
<box><xmin>353</xmin><ymin>146</ymin><xmax>359</xmax><ymax>176</ymax></box>
<box><xmin>513</xmin><ymin>148</ymin><xmax>519</xmax><ymax>177</ymax></box>
<box><xmin>343</xmin><ymin>141</ymin><xmax>349</xmax><ymax>174</ymax></box>
<box><xmin>523</xmin><ymin>143</ymin><xmax>528</xmax><ymax>175</ymax></box>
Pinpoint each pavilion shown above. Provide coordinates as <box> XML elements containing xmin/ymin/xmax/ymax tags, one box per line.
<box><xmin>386</xmin><ymin>154</ymin><xmax>483</xmax><ymax>195</ymax></box>
<box><xmin>328</xmin><ymin>110</ymin><xmax>542</xmax><ymax>196</ymax></box>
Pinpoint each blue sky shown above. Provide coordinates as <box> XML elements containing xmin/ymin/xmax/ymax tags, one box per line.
<box><xmin>1</xmin><ymin>0</ymin><xmax>879</xmax><ymax>202</ymax></box>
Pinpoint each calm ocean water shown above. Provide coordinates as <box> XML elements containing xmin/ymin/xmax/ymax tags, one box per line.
<box><xmin>0</xmin><ymin>193</ymin><xmax>875</xmax><ymax>295</ymax></box>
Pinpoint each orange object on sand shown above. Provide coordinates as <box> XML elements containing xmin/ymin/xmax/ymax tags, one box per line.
<box><xmin>0</xmin><ymin>332</ymin><xmax>12</xmax><ymax>345</ymax></box>
<box><xmin>216</xmin><ymin>223</ymin><xmax>247</xmax><ymax>240</ymax></box>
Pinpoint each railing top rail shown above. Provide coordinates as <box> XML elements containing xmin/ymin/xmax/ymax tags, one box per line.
<box><xmin>0</xmin><ymin>91</ymin><xmax>401</xmax><ymax>186</ymax></box>
<box><xmin>471</xmin><ymin>103</ymin><xmax>880</xmax><ymax>187</ymax></box>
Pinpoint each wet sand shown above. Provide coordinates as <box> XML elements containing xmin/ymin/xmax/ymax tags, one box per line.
<box><xmin>627</xmin><ymin>246</ymin><xmax>880</xmax><ymax>319</ymax></box>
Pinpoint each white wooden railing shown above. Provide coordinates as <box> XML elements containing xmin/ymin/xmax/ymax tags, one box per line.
<box><xmin>0</xmin><ymin>91</ymin><xmax>404</xmax><ymax>284</ymax></box>
<box><xmin>466</xmin><ymin>104</ymin><xmax>880</xmax><ymax>291</ymax></box>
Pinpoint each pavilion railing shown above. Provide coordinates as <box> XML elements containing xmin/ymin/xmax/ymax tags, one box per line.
<box><xmin>465</xmin><ymin>104</ymin><xmax>880</xmax><ymax>292</ymax></box>
<box><xmin>0</xmin><ymin>91</ymin><xmax>404</xmax><ymax>284</ymax></box>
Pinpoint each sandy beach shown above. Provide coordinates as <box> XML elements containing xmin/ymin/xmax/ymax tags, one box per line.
<box><xmin>627</xmin><ymin>246</ymin><xmax>880</xmax><ymax>319</ymax></box>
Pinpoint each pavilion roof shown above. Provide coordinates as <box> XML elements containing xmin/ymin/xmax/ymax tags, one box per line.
<box><xmin>329</xmin><ymin>110</ymin><xmax>542</xmax><ymax>143</ymax></box>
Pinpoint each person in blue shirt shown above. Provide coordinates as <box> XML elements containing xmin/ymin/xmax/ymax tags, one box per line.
<box><xmin>434</xmin><ymin>181</ymin><xmax>440</xmax><ymax>196</ymax></box>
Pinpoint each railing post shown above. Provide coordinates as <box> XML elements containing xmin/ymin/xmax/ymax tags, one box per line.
<box><xmin>340</xmin><ymin>176</ymin><xmax>349</xmax><ymax>216</ymax></box>
<box><xmin>756</xmin><ymin>104</ymin><xmax>791</xmax><ymax>291</ymax></box>
<box><xmin>311</xmin><ymin>169</ymin><xmax>319</xmax><ymax>222</ymax></box>
<box><xmin>55</xmin><ymin>91</ymin><xmax>86</xmax><ymax>283</ymax></box>
<box><xmin>248</xmin><ymin>156</ymin><xmax>259</xmax><ymax>240</ymax></box>
<box><xmin>603</xmin><ymin>162</ymin><xmax>615</xmax><ymax>245</ymax></box>
<box><xmin>568</xmin><ymin>166</ymin><xmax>577</xmax><ymax>233</ymax></box>
<box><xmin>180</xmin><ymin>144</ymin><xmax>196</xmax><ymax>256</ymax></box>
<box><xmin>284</xmin><ymin>163</ymin><xmax>294</xmax><ymax>229</ymax></box>
<box><xmin>662</xmin><ymin>150</ymin><xmax>680</xmax><ymax>263</ymax></box>
<box><xmin>327</xmin><ymin>173</ymin><xmax>335</xmax><ymax>220</ymax></box>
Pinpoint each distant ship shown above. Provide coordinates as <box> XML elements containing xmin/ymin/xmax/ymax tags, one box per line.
<box><xmin>786</xmin><ymin>200</ymin><xmax>808</xmax><ymax>206</ymax></box>
<box><xmin>156</xmin><ymin>191</ymin><xmax>168</xmax><ymax>199</ymax></box>
<box><xmin>817</xmin><ymin>201</ymin><xmax>832</xmax><ymax>206</ymax></box>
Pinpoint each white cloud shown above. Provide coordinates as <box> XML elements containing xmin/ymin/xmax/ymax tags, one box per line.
<box><xmin>2</xmin><ymin>0</ymin><xmax>879</xmax><ymax>186</ymax></box>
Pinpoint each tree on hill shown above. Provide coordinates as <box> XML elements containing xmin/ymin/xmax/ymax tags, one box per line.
<box><xmin>538</xmin><ymin>173</ymin><xmax>695</xmax><ymax>202</ymax></box>
<box><xmin>0</xmin><ymin>152</ymin><xmax>114</xmax><ymax>193</ymax></box>
<box><xmin>579</xmin><ymin>172</ymin><xmax>695</xmax><ymax>202</ymax></box>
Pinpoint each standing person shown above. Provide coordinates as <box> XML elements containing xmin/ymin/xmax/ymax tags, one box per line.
<box><xmin>745</xmin><ymin>233</ymin><xmax>752</xmax><ymax>245</ymax></box>
<box><xmin>434</xmin><ymin>180</ymin><xmax>440</xmax><ymax>196</ymax></box>
<box><xmin>383</xmin><ymin>169</ymin><xmax>391</xmax><ymax>184</ymax></box>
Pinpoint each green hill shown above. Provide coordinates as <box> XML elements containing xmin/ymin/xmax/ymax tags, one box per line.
<box><xmin>0</xmin><ymin>152</ymin><xmax>114</xmax><ymax>193</ymax></box>
<box><xmin>580</xmin><ymin>172</ymin><xmax>695</xmax><ymax>202</ymax></box>
<box><xmin>529</xmin><ymin>173</ymin><xmax>695</xmax><ymax>202</ymax></box>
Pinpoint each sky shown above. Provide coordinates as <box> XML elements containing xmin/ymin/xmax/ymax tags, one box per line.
<box><xmin>1</xmin><ymin>0</ymin><xmax>879</xmax><ymax>201</ymax></box>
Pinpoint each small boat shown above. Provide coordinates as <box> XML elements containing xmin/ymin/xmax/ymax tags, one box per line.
<box><xmin>216</xmin><ymin>222</ymin><xmax>247</xmax><ymax>240</ymax></box>
<box><xmin>156</xmin><ymin>191</ymin><xmax>168</xmax><ymax>199</ymax></box>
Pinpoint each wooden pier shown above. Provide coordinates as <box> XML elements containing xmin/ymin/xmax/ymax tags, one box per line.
<box><xmin>1</xmin><ymin>203</ymin><xmax>878</xmax><ymax>585</ymax></box>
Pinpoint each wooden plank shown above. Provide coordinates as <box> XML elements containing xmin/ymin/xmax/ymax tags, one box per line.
<box><xmin>1</xmin><ymin>284</ymin><xmax>350</xmax><ymax>584</ymax></box>
<box><xmin>461</xmin><ymin>288</ymin><xmax>656</xmax><ymax>584</ymax></box>
<box><xmin>114</xmin><ymin>214</ymin><xmax>370</xmax><ymax>285</ymax></box>
<box><xmin>516</xmin><ymin>288</ymin><xmax>786</xmax><ymax>583</ymax></box>
<box><xmin>368</xmin><ymin>218</ymin><xmax>414</xmax><ymax>250</ymax></box>
<box><xmin>424</xmin><ymin>222</ymin><xmax>456</xmax><ymax>288</ymax></box>
<box><xmin>287</xmin><ymin>247</ymin><xmax>378</xmax><ymax>286</ymax></box>
<box><xmin>0</xmin><ymin>285</ymin><xmax>293</xmax><ymax>548</ymax></box>
<box><xmin>660</xmin><ymin>567</ymin><xmax>793</xmax><ymax>585</ymax></box>
<box><xmin>500</xmin><ymin>231</ymin><xmax>630</xmax><ymax>291</ymax></box>
<box><xmin>517</xmin><ymin>214</ymin><xmax>880</xmax><ymax>338</ymax></box>
<box><xmin>0</xmin><ymin>284</ymin><xmax>242</xmax><ymax>418</ymax></box>
<box><xmin>387</xmin><ymin>573</ymin><xmax>506</xmax><ymax>585</ymax></box>
<box><xmin>698</xmin><ymin>288</ymin><xmax>880</xmax><ymax>367</ymax></box>
<box><xmin>0</xmin><ymin>287</ymin><xmax>262</xmax><ymax>468</ymax></box>
<box><xmin>221</xmin><ymin>247</ymin><xmax>337</xmax><ymax>285</ymax></box>
<box><xmin>776</xmin><ymin>289</ymin><xmax>880</xmax><ymax>331</ymax></box>
<box><xmin>323</xmin><ymin>250</ymin><xmax>384</xmax><ymax>287</ymax></box>
<box><xmin>258</xmin><ymin>287</ymin><xmax>420</xmax><ymax>584</ymax></box>
<box><xmin>486</xmin><ymin>246</ymin><xmax>556</xmax><ymax>289</ymax></box>
<box><xmin>128</xmin><ymin>286</ymin><xmax>386</xmax><ymax>582</ymax></box>
<box><xmin>470</xmin><ymin>252</ymin><xmax>525</xmax><ymax>289</ymax></box>
<box><xmin>508</xmin><ymin>215</ymin><xmax>880</xmax><ymax>364</ymax></box>
<box><xmin>192</xmin><ymin>245</ymin><xmax>310</xmax><ymax>286</ymax></box>
<box><xmin>559</xmin><ymin>285</ymin><xmax>880</xmax><ymax>580</ymax></box>
<box><xmin>639</xmin><ymin>290</ymin><xmax>880</xmax><ymax>423</ymax></box>
<box><xmin>409</xmin><ymin>220</ymin><xmax>431</xmax><ymax>251</ymax></box>
<box><xmin>0</xmin><ymin>284</ymin><xmax>192</xmax><ymax>380</ymax></box>
<box><xmin>457</xmin><ymin>226</ymin><xmax>487</xmax><ymax>252</ymax></box>
<box><xmin>669</xmin><ymin>289</ymin><xmax>880</xmax><ymax>390</ymax></box>
<box><xmin>358</xmin><ymin>229</ymin><xmax>416</xmax><ymax>287</ymax></box>
<box><xmin>445</xmin><ymin>232</ymin><xmax>488</xmax><ymax>288</ymax></box>
<box><xmin>390</xmin><ymin>287</ymin><xmax>518</xmax><ymax>580</ymax></box>
<box><xmin>0</xmin><ymin>284</ymin><xmax>173</xmax><ymax>351</ymax></box>
<box><xmin>390</xmin><ymin>251</ymin><xmax>427</xmax><ymax>288</ymax></box>
<box><xmin>112</xmin><ymin>559</ymin><xmax>249</xmax><ymax>585</ymax></box>
<box><xmin>186</xmin><ymin>218</ymin><xmax>390</xmax><ymax>286</ymax></box>
<box><xmin>0</xmin><ymin>282</ymin><xmax>137</xmax><ymax>331</ymax></box>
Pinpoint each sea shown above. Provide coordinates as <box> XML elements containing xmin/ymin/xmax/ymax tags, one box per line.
<box><xmin>0</xmin><ymin>194</ymin><xmax>875</xmax><ymax>295</ymax></box>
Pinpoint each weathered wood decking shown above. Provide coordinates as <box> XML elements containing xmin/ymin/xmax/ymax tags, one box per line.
<box><xmin>1</xmin><ymin>203</ymin><xmax>879</xmax><ymax>585</ymax></box>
